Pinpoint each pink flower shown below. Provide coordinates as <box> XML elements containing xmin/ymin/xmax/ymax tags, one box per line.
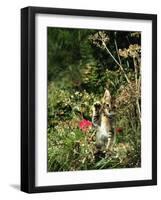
<box><xmin>79</xmin><ymin>119</ymin><xmax>92</xmax><ymax>132</ymax></box>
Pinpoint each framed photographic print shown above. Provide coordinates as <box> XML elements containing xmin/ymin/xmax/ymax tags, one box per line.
<box><xmin>21</xmin><ymin>6</ymin><xmax>157</xmax><ymax>193</ymax></box>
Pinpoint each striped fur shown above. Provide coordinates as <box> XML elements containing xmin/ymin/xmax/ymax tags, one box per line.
<box><xmin>92</xmin><ymin>89</ymin><xmax>115</xmax><ymax>151</ymax></box>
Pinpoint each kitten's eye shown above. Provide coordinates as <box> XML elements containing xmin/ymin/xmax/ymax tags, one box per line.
<box><xmin>106</xmin><ymin>103</ymin><xmax>109</xmax><ymax>107</ymax></box>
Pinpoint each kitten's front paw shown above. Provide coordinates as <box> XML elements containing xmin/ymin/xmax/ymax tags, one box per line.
<box><xmin>93</xmin><ymin>102</ymin><xmax>101</xmax><ymax>109</ymax></box>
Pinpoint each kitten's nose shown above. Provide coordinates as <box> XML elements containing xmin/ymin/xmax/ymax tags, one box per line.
<box><xmin>109</xmin><ymin>106</ymin><xmax>112</xmax><ymax>111</ymax></box>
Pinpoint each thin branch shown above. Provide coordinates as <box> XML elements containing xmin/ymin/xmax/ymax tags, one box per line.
<box><xmin>133</xmin><ymin>56</ymin><xmax>141</xmax><ymax>121</ymax></box>
<box><xmin>137</xmin><ymin>75</ymin><xmax>141</xmax><ymax>121</ymax></box>
<box><xmin>114</xmin><ymin>38</ymin><xmax>122</xmax><ymax>66</ymax></box>
<box><xmin>136</xmin><ymin>99</ymin><xmax>141</xmax><ymax>120</ymax></box>
<box><xmin>133</xmin><ymin>57</ymin><xmax>138</xmax><ymax>89</ymax></box>
<box><xmin>126</xmin><ymin>60</ymin><xmax>130</xmax><ymax>68</ymax></box>
<box><xmin>102</xmin><ymin>42</ymin><xmax>131</xmax><ymax>85</ymax></box>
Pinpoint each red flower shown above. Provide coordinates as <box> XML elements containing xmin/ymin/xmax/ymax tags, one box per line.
<box><xmin>116</xmin><ymin>127</ymin><xmax>123</xmax><ymax>133</ymax></box>
<box><xmin>79</xmin><ymin>119</ymin><xmax>92</xmax><ymax>132</ymax></box>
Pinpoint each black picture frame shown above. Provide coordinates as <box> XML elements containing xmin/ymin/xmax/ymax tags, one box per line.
<box><xmin>21</xmin><ymin>6</ymin><xmax>157</xmax><ymax>193</ymax></box>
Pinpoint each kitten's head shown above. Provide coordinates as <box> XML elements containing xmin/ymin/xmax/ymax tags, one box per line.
<box><xmin>99</xmin><ymin>88</ymin><xmax>117</xmax><ymax>118</ymax></box>
<box><xmin>101</xmin><ymin>89</ymin><xmax>112</xmax><ymax>116</ymax></box>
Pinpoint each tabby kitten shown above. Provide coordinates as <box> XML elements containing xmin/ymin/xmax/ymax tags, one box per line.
<box><xmin>92</xmin><ymin>89</ymin><xmax>115</xmax><ymax>152</ymax></box>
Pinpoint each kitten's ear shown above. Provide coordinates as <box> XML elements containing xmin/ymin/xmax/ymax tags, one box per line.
<box><xmin>103</xmin><ymin>89</ymin><xmax>111</xmax><ymax>101</ymax></box>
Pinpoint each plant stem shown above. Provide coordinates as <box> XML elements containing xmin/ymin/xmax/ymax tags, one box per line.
<box><xmin>133</xmin><ymin>56</ymin><xmax>141</xmax><ymax>121</ymax></box>
<box><xmin>114</xmin><ymin>38</ymin><xmax>122</xmax><ymax>66</ymax></box>
<box><xmin>136</xmin><ymin>99</ymin><xmax>141</xmax><ymax>120</ymax></box>
<box><xmin>133</xmin><ymin>57</ymin><xmax>138</xmax><ymax>89</ymax></box>
<box><xmin>103</xmin><ymin>42</ymin><xmax>131</xmax><ymax>85</ymax></box>
<box><xmin>136</xmin><ymin>76</ymin><xmax>141</xmax><ymax>121</ymax></box>
<box><xmin>126</xmin><ymin>60</ymin><xmax>130</xmax><ymax>68</ymax></box>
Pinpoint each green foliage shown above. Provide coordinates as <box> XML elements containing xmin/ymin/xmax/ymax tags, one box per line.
<box><xmin>48</xmin><ymin>84</ymin><xmax>141</xmax><ymax>171</ymax></box>
<box><xmin>47</xmin><ymin>28</ymin><xmax>141</xmax><ymax>171</ymax></box>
